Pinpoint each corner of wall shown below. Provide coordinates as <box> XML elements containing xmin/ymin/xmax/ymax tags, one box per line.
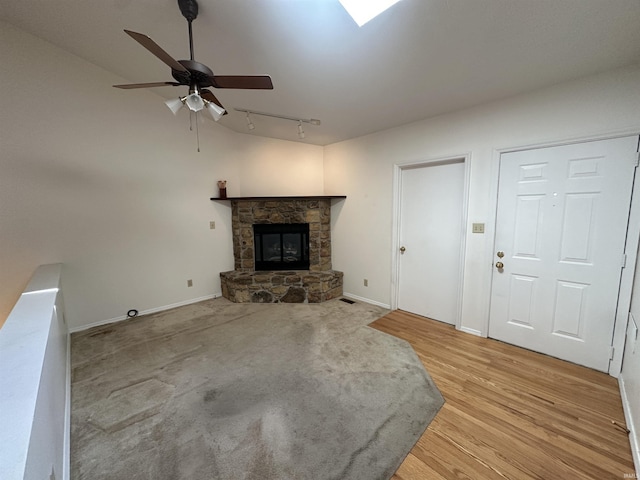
<box><xmin>619</xmin><ymin>373</ymin><xmax>640</xmax><ymax>478</ymax></box>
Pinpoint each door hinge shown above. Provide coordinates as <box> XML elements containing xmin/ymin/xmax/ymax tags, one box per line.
<box><xmin>622</xmin><ymin>253</ymin><xmax>628</xmax><ymax>268</ymax></box>
<box><xmin>610</xmin><ymin>346</ymin><xmax>615</xmax><ymax>361</ymax></box>
<box><xmin>636</xmin><ymin>152</ymin><xmax>640</xmax><ymax>167</ymax></box>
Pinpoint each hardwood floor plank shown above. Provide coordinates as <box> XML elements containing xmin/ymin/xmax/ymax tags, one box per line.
<box><xmin>410</xmin><ymin>423</ymin><xmax>511</xmax><ymax>480</ymax></box>
<box><xmin>391</xmin><ymin>453</ymin><xmax>449</xmax><ymax>480</ymax></box>
<box><xmin>370</xmin><ymin>310</ymin><xmax>635</xmax><ymax>480</ymax></box>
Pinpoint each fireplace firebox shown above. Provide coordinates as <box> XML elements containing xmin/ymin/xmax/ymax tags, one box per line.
<box><xmin>254</xmin><ymin>223</ymin><xmax>310</xmax><ymax>271</ymax></box>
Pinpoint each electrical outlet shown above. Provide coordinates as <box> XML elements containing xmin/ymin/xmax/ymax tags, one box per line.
<box><xmin>364</xmin><ymin>279</ymin><xmax>368</xmax><ymax>287</ymax></box>
<box><xmin>210</xmin><ymin>221</ymin><xmax>216</xmax><ymax>230</ymax></box>
<box><xmin>472</xmin><ymin>223</ymin><xmax>485</xmax><ymax>234</ymax></box>
<box><xmin>187</xmin><ymin>279</ymin><xmax>193</xmax><ymax>287</ymax></box>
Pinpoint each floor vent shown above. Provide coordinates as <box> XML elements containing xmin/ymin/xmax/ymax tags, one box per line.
<box><xmin>340</xmin><ymin>298</ymin><xmax>356</xmax><ymax>304</ymax></box>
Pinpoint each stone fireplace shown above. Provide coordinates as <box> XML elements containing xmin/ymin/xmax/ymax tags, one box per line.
<box><xmin>218</xmin><ymin>196</ymin><xmax>345</xmax><ymax>303</ymax></box>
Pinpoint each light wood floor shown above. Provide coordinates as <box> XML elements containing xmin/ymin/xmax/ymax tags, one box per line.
<box><xmin>369</xmin><ymin>310</ymin><xmax>635</xmax><ymax>480</ymax></box>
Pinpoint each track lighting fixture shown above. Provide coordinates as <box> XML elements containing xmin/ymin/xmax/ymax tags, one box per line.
<box><xmin>234</xmin><ymin>108</ymin><xmax>320</xmax><ymax>139</ymax></box>
<box><xmin>246</xmin><ymin>112</ymin><xmax>255</xmax><ymax>130</ymax></box>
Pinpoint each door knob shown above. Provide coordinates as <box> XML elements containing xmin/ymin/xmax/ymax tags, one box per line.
<box><xmin>400</xmin><ymin>246</ymin><xmax>406</xmax><ymax>253</ymax></box>
<box><xmin>495</xmin><ymin>261</ymin><xmax>504</xmax><ymax>269</ymax></box>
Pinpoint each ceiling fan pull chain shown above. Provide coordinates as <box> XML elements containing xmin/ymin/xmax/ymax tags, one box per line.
<box><xmin>195</xmin><ymin>111</ymin><xmax>200</xmax><ymax>152</ymax></box>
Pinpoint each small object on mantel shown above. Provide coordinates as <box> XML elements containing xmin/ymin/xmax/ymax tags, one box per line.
<box><xmin>210</xmin><ymin>195</ymin><xmax>347</xmax><ymax>201</ymax></box>
<box><xmin>217</xmin><ymin>180</ymin><xmax>227</xmax><ymax>199</ymax></box>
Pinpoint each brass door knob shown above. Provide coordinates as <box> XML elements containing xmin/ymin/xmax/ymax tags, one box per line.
<box><xmin>400</xmin><ymin>246</ymin><xmax>406</xmax><ymax>253</ymax></box>
<box><xmin>495</xmin><ymin>261</ymin><xmax>504</xmax><ymax>269</ymax></box>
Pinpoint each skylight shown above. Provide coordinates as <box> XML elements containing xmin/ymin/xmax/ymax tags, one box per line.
<box><xmin>339</xmin><ymin>0</ymin><xmax>402</xmax><ymax>27</ymax></box>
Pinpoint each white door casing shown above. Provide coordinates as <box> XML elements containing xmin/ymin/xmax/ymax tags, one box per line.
<box><xmin>489</xmin><ymin>136</ymin><xmax>638</xmax><ymax>372</ymax></box>
<box><xmin>396</xmin><ymin>159</ymin><xmax>466</xmax><ymax>325</ymax></box>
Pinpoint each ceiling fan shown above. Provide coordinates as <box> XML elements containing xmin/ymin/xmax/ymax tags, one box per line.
<box><xmin>113</xmin><ymin>0</ymin><xmax>273</xmax><ymax>122</ymax></box>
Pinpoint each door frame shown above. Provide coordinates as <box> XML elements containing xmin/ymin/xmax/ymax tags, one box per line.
<box><xmin>485</xmin><ymin>132</ymin><xmax>640</xmax><ymax>376</ymax></box>
<box><xmin>391</xmin><ymin>154</ymin><xmax>471</xmax><ymax>330</ymax></box>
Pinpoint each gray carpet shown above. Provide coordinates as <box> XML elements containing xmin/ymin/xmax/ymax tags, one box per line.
<box><xmin>71</xmin><ymin>298</ymin><xmax>444</xmax><ymax>479</ymax></box>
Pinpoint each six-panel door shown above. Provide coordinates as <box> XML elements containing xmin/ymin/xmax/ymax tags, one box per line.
<box><xmin>489</xmin><ymin>136</ymin><xmax>638</xmax><ymax>372</ymax></box>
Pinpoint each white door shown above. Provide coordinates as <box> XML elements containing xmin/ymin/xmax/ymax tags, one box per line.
<box><xmin>398</xmin><ymin>160</ymin><xmax>465</xmax><ymax>324</ymax></box>
<box><xmin>489</xmin><ymin>136</ymin><xmax>638</xmax><ymax>371</ymax></box>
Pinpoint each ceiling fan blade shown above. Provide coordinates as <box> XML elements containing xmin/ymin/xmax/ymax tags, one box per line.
<box><xmin>124</xmin><ymin>30</ymin><xmax>189</xmax><ymax>73</ymax></box>
<box><xmin>113</xmin><ymin>82</ymin><xmax>182</xmax><ymax>89</ymax></box>
<box><xmin>201</xmin><ymin>89</ymin><xmax>228</xmax><ymax>114</ymax></box>
<box><xmin>210</xmin><ymin>75</ymin><xmax>274</xmax><ymax>90</ymax></box>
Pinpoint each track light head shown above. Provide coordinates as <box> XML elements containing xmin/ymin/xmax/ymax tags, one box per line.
<box><xmin>297</xmin><ymin>121</ymin><xmax>305</xmax><ymax>139</ymax></box>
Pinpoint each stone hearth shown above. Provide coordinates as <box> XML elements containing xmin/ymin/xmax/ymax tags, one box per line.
<box><xmin>220</xmin><ymin>270</ymin><xmax>344</xmax><ymax>303</ymax></box>
<box><xmin>217</xmin><ymin>197</ymin><xmax>345</xmax><ymax>303</ymax></box>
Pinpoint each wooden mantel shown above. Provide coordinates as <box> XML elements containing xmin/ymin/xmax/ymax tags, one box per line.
<box><xmin>210</xmin><ymin>195</ymin><xmax>346</xmax><ymax>201</ymax></box>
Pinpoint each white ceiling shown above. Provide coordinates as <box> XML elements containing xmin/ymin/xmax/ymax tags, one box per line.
<box><xmin>2</xmin><ymin>0</ymin><xmax>640</xmax><ymax>145</ymax></box>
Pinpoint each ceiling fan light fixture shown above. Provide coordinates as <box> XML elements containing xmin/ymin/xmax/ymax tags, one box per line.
<box><xmin>165</xmin><ymin>97</ymin><xmax>185</xmax><ymax>114</ymax></box>
<box><xmin>186</xmin><ymin>92</ymin><xmax>205</xmax><ymax>112</ymax></box>
<box><xmin>185</xmin><ymin>92</ymin><xmax>205</xmax><ymax>112</ymax></box>
<box><xmin>204</xmin><ymin>101</ymin><xmax>226</xmax><ymax>121</ymax></box>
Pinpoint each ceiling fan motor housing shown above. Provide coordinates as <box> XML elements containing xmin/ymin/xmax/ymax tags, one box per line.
<box><xmin>172</xmin><ymin>60</ymin><xmax>214</xmax><ymax>87</ymax></box>
<box><xmin>178</xmin><ymin>0</ymin><xmax>198</xmax><ymax>21</ymax></box>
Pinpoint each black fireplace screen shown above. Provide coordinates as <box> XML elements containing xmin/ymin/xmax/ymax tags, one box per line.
<box><xmin>254</xmin><ymin>223</ymin><xmax>310</xmax><ymax>271</ymax></box>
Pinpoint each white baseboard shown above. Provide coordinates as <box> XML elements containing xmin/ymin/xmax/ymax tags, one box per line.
<box><xmin>459</xmin><ymin>326</ymin><xmax>483</xmax><ymax>337</ymax></box>
<box><xmin>68</xmin><ymin>293</ymin><xmax>221</xmax><ymax>333</ymax></box>
<box><xmin>619</xmin><ymin>374</ymin><xmax>640</xmax><ymax>478</ymax></box>
<box><xmin>63</xmin><ymin>331</ymin><xmax>71</xmax><ymax>480</ymax></box>
<box><xmin>342</xmin><ymin>292</ymin><xmax>391</xmax><ymax>310</ymax></box>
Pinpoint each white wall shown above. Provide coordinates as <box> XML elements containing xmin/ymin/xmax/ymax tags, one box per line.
<box><xmin>0</xmin><ymin>22</ymin><xmax>323</xmax><ymax>330</ymax></box>
<box><xmin>237</xmin><ymin>136</ymin><xmax>325</xmax><ymax>196</ymax></box>
<box><xmin>326</xmin><ymin>66</ymin><xmax>640</xmax><ymax>470</ymax></box>
<box><xmin>0</xmin><ymin>264</ymin><xmax>68</xmax><ymax>480</ymax></box>
<box><xmin>324</xmin><ymin>64</ymin><xmax>640</xmax><ymax>333</ymax></box>
<box><xmin>621</xmin><ymin>243</ymin><xmax>640</xmax><ymax>474</ymax></box>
